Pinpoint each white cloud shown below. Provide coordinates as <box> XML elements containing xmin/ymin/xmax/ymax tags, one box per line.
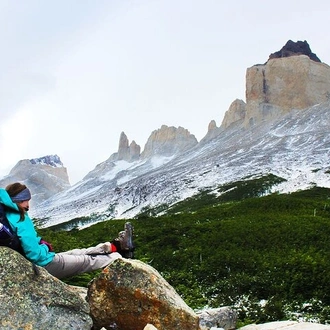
<box><xmin>0</xmin><ymin>107</ymin><xmax>34</xmax><ymax>173</ymax></box>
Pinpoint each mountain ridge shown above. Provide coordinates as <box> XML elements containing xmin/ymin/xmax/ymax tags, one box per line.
<box><xmin>31</xmin><ymin>99</ymin><xmax>330</xmax><ymax>227</ymax></box>
<box><xmin>2</xmin><ymin>40</ymin><xmax>330</xmax><ymax>227</ymax></box>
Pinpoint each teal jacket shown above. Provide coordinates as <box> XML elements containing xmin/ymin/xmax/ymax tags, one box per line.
<box><xmin>0</xmin><ymin>189</ymin><xmax>55</xmax><ymax>266</ymax></box>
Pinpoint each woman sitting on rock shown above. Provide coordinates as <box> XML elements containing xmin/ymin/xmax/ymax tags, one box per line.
<box><xmin>0</xmin><ymin>182</ymin><xmax>135</xmax><ymax>279</ymax></box>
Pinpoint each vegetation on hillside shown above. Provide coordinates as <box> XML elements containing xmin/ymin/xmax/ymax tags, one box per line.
<box><xmin>38</xmin><ymin>176</ymin><xmax>330</xmax><ymax>326</ymax></box>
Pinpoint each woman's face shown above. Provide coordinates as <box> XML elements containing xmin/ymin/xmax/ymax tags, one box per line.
<box><xmin>18</xmin><ymin>200</ymin><xmax>30</xmax><ymax>211</ymax></box>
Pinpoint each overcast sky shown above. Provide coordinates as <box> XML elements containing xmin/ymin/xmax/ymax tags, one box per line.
<box><xmin>1</xmin><ymin>0</ymin><xmax>330</xmax><ymax>185</ymax></box>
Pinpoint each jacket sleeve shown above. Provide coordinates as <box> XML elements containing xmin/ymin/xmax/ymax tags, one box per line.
<box><xmin>14</xmin><ymin>214</ymin><xmax>55</xmax><ymax>266</ymax></box>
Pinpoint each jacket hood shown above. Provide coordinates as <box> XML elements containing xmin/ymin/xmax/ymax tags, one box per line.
<box><xmin>0</xmin><ymin>189</ymin><xmax>19</xmax><ymax>212</ymax></box>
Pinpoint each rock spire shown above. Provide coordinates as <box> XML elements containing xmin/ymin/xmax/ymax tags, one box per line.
<box><xmin>116</xmin><ymin>132</ymin><xmax>141</xmax><ymax>162</ymax></box>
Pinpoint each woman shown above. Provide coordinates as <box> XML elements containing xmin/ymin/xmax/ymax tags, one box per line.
<box><xmin>0</xmin><ymin>182</ymin><xmax>134</xmax><ymax>279</ymax></box>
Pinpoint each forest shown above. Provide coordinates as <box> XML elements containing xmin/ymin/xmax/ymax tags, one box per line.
<box><xmin>38</xmin><ymin>176</ymin><xmax>330</xmax><ymax>326</ymax></box>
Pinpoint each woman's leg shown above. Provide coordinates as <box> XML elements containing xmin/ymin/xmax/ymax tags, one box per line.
<box><xmin>44</xmin><ymin>242</ymin><xmax>122</xmax><ymax>279</ymax></box>
<box><xmin>61</xmin><ymin>242</ymin><xmax>113</xmax><ymax>255</ymax></box>
<box><xmin>45</xmin><ymin>221</ymin><xmax>135</xmax><ymax>279</ymax></box>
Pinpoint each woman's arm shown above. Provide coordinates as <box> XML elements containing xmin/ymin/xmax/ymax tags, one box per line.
<box><xmin>14</xmin><ymin>214</ymin><xmax>55</xmax><ymax>266</ymax></box>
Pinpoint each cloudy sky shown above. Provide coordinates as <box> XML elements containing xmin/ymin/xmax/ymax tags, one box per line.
<box><xmin>1</xmin><ymin>0</ymin><xmax>330</xmax><ymax>185</ymax></box>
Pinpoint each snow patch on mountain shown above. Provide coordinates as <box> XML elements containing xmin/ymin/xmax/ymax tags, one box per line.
<box><xmin>150</xmin><ymin>155</ymin><xmax>175</xmax><ymax>168</ymax></box>
<box><xmin>30</xmin><ymin>155</ymin><xmax>63</xmax><ymax>167</ymax></box>
<box><xmin>31</xmin><ymin>102</ymin><xmax>330</xmax><ymax>228</ymax></box>
<box><xmin>100</xmin><ymin>160</ymin><xmax>139</xmax><ymax>181</ymax></box>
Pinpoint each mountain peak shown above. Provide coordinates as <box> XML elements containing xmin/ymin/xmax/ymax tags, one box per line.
<box><xmin>29</xmin><ymin>155</ymin><xmax>63</xmax><ymax>167</ymax></box>
<box><xmin>267</xmin><ymin>40</ymin><xmax>321</xmax><ymax>63</ymax></box>
<box><xmin>141</xmin><ymin>125</ymin><xmax>198</xmax><ymax>158</ymax></box>
<box><xmin>0</xmin><ymin>154</ymin><xmax>70</xmax><ymax>207</ymax></box>
<box><xmin>219</xmin><ymin>40</ymin><xmax>330</xmax><ymax>130</ymax></box>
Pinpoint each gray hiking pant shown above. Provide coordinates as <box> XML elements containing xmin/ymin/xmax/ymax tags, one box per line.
<box><xmin>44</xmin><ymin>242</ymin><xmax>122</xmax><ymax>279</ymax></box>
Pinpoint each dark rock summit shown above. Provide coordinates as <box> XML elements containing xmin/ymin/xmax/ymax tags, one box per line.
<box><xmin>267</xmin><ymin>39</ymin><xmax>321</xmax><ymax>62</ymax></box>
<box><xmin>29</xmin><ymin>154</ymin><xmax>64</xmax><ymax>167</ymax></box>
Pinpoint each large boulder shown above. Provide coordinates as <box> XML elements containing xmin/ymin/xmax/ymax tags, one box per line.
<box><xmin>197</xmin><ymin>307</ymin><xmax>237</xmax><ymax>330</ymax></box>
<box><xmin>0</xmin><ymin>247</ymin><xmax>93</xmax><ymax>330</ymax></box>
<box><xmin>87</xmin><ymin>258</ymin><xmax>200</xmax><ymax>330</ymax></box>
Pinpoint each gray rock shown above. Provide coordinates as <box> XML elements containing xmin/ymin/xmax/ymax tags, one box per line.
<box><xmin>0</xmin><ymin>247</ymin><xmax>92</xmax><ymax>330</ymax></box>
<box><xmin>198</xmin><ymin>307</ymin><xmax>237</xmax><ymax>330</ymax></box>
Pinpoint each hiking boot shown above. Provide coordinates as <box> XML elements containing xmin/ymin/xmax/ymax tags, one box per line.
<box><xmin>112</xmin><ymin>222</ymin><xmax>135</xmax><ymax>258</ymax></box>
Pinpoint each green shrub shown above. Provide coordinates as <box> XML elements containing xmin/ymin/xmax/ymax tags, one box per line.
<box><xmin>37</xmin><ymin>185</ymin><xmax>330</xmax><ymax>325</ymax></box>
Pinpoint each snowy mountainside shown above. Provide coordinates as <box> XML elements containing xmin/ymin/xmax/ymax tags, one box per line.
<box><xmin>0</xmin><ymin>154</ymin><xmax>70</xmax><ymax>207</ymax></box>
<box><xmin>32</xmin><ymin>102</ymin><xmax>330</xmax><ymax>227</ymax></box>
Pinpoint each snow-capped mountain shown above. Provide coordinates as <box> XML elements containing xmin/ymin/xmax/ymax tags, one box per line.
<box><xmin>4</xmin><ymin>40</ymin><xmax>330</xmax><ymax>228</ymax></box>
<box><xmin>0</xmin><ymin>155</ymin><xmax>70</xmax><ymax>208</ymax></box>
<box><xmin>31</xmin><ymin>100</ymin><xmax>330</xmax><ymax>227</ymax></box>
